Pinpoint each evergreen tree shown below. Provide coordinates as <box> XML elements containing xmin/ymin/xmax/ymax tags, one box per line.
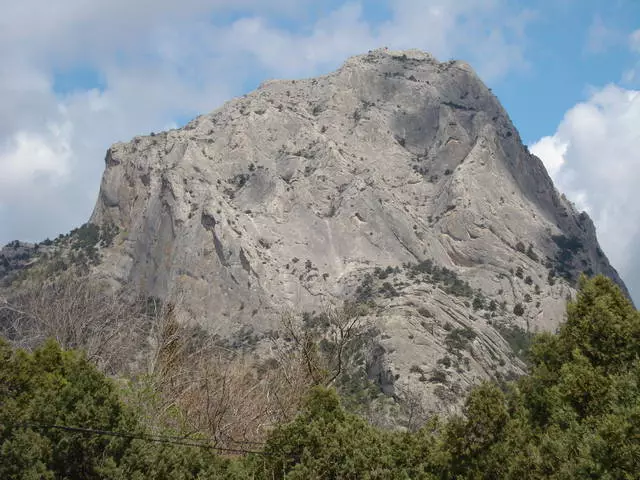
<box><xmin>0</xmin><ymin>339</ymin><xmax>244</xmax><ymax>479</ymax></box>
<box><xmin>3</xmin><ymin>275</ymin><xmax>640</xmax><ymax>479</ymax></box>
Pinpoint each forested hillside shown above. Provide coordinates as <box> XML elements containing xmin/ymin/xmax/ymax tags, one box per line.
<box><xmin>2</xmin><ymin>275</ymin><xmax>639</xmax><ymax>479</ymax></box>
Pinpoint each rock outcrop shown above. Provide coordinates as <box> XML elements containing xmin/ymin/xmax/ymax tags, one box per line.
<box><xmin>12</xmin><ymin>49</ymin><xmax>630</xmax><ymax>415</ymax></box>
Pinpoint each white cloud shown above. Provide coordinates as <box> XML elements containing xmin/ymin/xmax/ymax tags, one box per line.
<box><xmin>530</xmin><ymin>85</ymin><xmax>640</xmax><ymax>299</ymax></box>
<box><xmin>226</xmin><ymin>3</ymin><xmax>376</xmax><ymax>77</ymax></box>
<box><xmin>227</xmin><ymin>0</ymin><xmax>531</xmax><ymax>80</ymax></box>
<box><xmin>529</xmin><ymin>135</ymin><xmax>568</xmax><ymax>178</ymax></box>
<box><xmin>0</xmin><ymin>125</ymin><xmax>72</xmax><ymax>191</ymax></box>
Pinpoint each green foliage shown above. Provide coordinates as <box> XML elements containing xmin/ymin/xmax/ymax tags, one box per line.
<box><xmin>538</xmin><ymin>275</ymin><xmax>640</xmax><ymax>374</ymax></box>
<box><xmin>71</xmin><ymin>222</ymin><xmax>101</xmax><ymax>249</ymax></box>
<box><xmin>513</xmin><ymin>303</ymin><xmax>525</xmax><ymax>316</ymax></box>
<box><xmin>444</xmin><ymin>382</ymin><xmax>510</xmax><ymax>476</ymax></box>
<box><xmin>373</xmin><ymin>265</ymin><xmax>395</xmax><ymax>280</ymax></box>
<box><xmin>0</xmin><ymin>340</ymin><xmax>242</xmax><ymax>479</ymax></box>
<box><xmin>0</xmin><ymin>339</ymin><xmax>129</xmax><ymax>478</ymax></box>
<box><xmin>445</xmin><ymin>327</ymin><xmax>477</xmax><ymax>353</ymax></box>
<box><xmin>494</xmin><ymin>323</ymin><xmax>533</xmax><ymax>362</ymax></box>
<box><xmin>472</xmin><ymin>295</ymin><xmax>485</xmax><ymax>311</ymax></box>
<box><xmin>260</xmin><ymin>388</ymin><xmax>391</xmax><ymax>478</ymax></box>
<box><xmin>68</xmin><ymin>223</ymin><xmax>120</xmax><ymax>266</ymax></box>
<box><xmin>4</xmin><ymin>275</ymin><xmax>640</xmax><ymax>479</ymax></box>
<box><xmin>10</xmin><ymin>223</ymin><xmax>123</xmax><ymax>283</ymax></box>
<box><xmin>406</xmin><ymin>260</ymin><xmax>476</xmax><ymax>298</ymax></box>
<box><xmin>358</xmin><ymin>260</ymin><xmax>481</xmax><ymax>304</ymax></box>
<box><xmin>257</xmin><ymin>275</ymin><xmax>640</xmax><ymax>479</ymax></box>
<box><xmin>437</xmin><ymin>356</ymin><xmax>452</xmax><ymax>369</ymax></box>
<box><xmin>259</xmin><ymin>387</ymin><xmax>442</xmax><ymax>479</ymax></box>
<box><xmin>429</xmin><ymin>369</ymin><xmax>448</xmax><ymax>383</ymax></box>
<box><xmin>380</xmin><ymin>281</ymin><xmax>399</xmax><ymax>298</ymax></box>
<box><xmin>551</xmin><ymin>234</ymin><xmax>584</xmax><ymax>282</ymax></box>
<box><xmin>335</xmin><ymin>370</ymin><xmax>385</xmax><ymax>416</ymax></box>
<box><xmin>526</xmin><ymin>244</ymin><xmax>539</xmax><ymax>261</ymax></box>
<box><xmin>355</xmin><ymin>273</ymin><xmax>375</xmax><ymax>305</ymax></box>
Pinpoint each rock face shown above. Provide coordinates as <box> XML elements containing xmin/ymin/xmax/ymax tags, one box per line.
<box><xmin>85</xmin><ymin>48</ymin><xmax>625</xmax><ymax>413</ymax></box>
<box><xmin>0</xmin><ymin>241</ymin><xmax>40</xmax><ymax>286</ymax></box>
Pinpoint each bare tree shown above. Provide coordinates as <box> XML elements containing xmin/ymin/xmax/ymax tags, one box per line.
<box><xmin>0</xmin><ymin>271</ymin><xmax>152</xmax><ymax>374</ymax></box>
<box><xmin>278</xmin><ymin>310</ymin><xmax>328</xmax><ymax>385</ymax></box>
<box><xmin>136</xmin><ymin>302</ymin><xmax>374</xmax><ymax>447</ymax></box>
<box><xmin>323</xmin><ymin>302</ymin><xmax>369</xmax><ymax>386</ymax></box>
<box><xmin>270</xmin><ymin>302</ymin><xmax>371</xmax><ymax>387</ymax></box>
<box><xmin>1</xmin><ymin>275</ymin><xmax>380</xmax><ymax>448</ymax></box>
<box><xmin>138</xmin><ymin>305</ymin><xmax>310</xmax><ymax>446</ymax></box>
<box><xmin>399</xmin><ymin>385</ymin><xmax>429</xmax><ymax>432</ymax></box>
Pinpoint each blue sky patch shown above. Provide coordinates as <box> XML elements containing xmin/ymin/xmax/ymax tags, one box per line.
<box><xmin>52</xmin><ymin>65</ymin><xmax>106</xmax><ymax>96</ymax></box>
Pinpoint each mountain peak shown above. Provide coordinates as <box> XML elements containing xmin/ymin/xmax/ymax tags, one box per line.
<box><xmin>11</xmin><ymin>49</ymin><xmax>626</xmax><ymax>415</ymax></box>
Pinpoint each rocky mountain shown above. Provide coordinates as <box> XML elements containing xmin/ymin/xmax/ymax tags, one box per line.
<box><xmin>2</xmin><ymin>48</ymin><xmax>627</xmax><ymax>416</ymax></box>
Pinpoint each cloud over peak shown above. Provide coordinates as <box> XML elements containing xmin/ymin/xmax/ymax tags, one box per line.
<box><xmin>531</xmin><ymin>84</ymin><xmax>640</xmax><ymax>298</ymax></box>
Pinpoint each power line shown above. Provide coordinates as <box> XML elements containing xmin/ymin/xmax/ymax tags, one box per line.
<box><xmin>220</xmin><ymin>436</ymin><xmax>268</xmax><ymax>446</ymax></box>
<box><xmin>15</xmin><ymin>422</ymin><xmax>272</xmax><ymax>456</ymax></box>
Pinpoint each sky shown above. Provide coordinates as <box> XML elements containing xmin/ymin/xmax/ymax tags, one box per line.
<box><xmin>0</xmin><ymin>0</ymin><xmax>639</xmax><ymax>299</ymax></box>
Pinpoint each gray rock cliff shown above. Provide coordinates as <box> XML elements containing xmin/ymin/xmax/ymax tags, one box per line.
<box><xmin>65</xmin><ymin>48</ymin><xmax>626</xmax><ymax>413</ymax></box>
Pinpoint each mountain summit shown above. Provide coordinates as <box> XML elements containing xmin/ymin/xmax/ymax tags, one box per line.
<box><xmin>8</xmin><ymin>48</ymin><xmax>627</xmax><ymax>414</ymax></box>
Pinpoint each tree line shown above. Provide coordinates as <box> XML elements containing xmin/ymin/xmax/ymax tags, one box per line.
<box><xmin>2</xmin><ymin>275</ymin><xmax>639</xmax><ymax>478</ymax></box>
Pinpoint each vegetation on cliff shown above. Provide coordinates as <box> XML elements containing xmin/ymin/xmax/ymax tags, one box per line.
<box><xmin>2</xmin><ymin>275</ymin><xmax>639</xmax><ymax>478</ymax></box>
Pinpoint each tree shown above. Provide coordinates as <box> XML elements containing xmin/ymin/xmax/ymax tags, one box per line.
<box><xmin>261</xmin><ymin>387</ymin><xmax>401</xmax><ymax>479</ymax></box>
<box><xmin>513</xmin><ymin>303</ymin><xmax>525</xmax><ymax>316</ymax></box>
<box><xmin>558</xmin><ymin>275</ymin><xmax>640</xmax><ymax>373</ymax></box>
<box><xmin>472</xmin><ymin>295</ymin><xmax>486</xmax><ymax>311</ymax></box>
<box><xmin>514</xmin><ymin>275</ymin><xmax>640</xmax><ymax>477</ymax></box>
<box><xmin>0</xmin><ymin>272</ymin><xmax>151</xmax><ymax>374</ymax></box>
<box><xmin>0</xmin><ymin>338</ymin><xmax>134</xmax><ymax>478</ymax></box>
<box><xmin>277</xmin><ymin>303</ymin><xmax>371</xmax><ymax>388</ymax></box>
<box><xmin>0</xmin><ymin>339</ymin><xmax>242</xmax><ymax>479</ymax></box>
<box><xmin>444</xmin><ymin>382</ymin><xmax>510</xmax><ymax>478</ymax></box>
<box><xmin>526</xmin><ymin>244</ymin><xmax>539</xmax><ymax>261</ymax></box>
<box><xmin>4</xmin><ymin>275</ymin><xmax>640</xmax><ymax>479</ymax></box>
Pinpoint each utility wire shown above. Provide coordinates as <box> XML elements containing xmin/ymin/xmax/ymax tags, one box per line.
<box><xmin>15</xmin><ymin>422</ymin><xmax>272</xmax><ymax>456</ymax></box>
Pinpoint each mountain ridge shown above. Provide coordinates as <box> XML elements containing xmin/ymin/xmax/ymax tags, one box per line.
<box><xmin>1</xmin><ymin>48</ymin><xmax>628</xmax><ymax>415</ymax></box>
